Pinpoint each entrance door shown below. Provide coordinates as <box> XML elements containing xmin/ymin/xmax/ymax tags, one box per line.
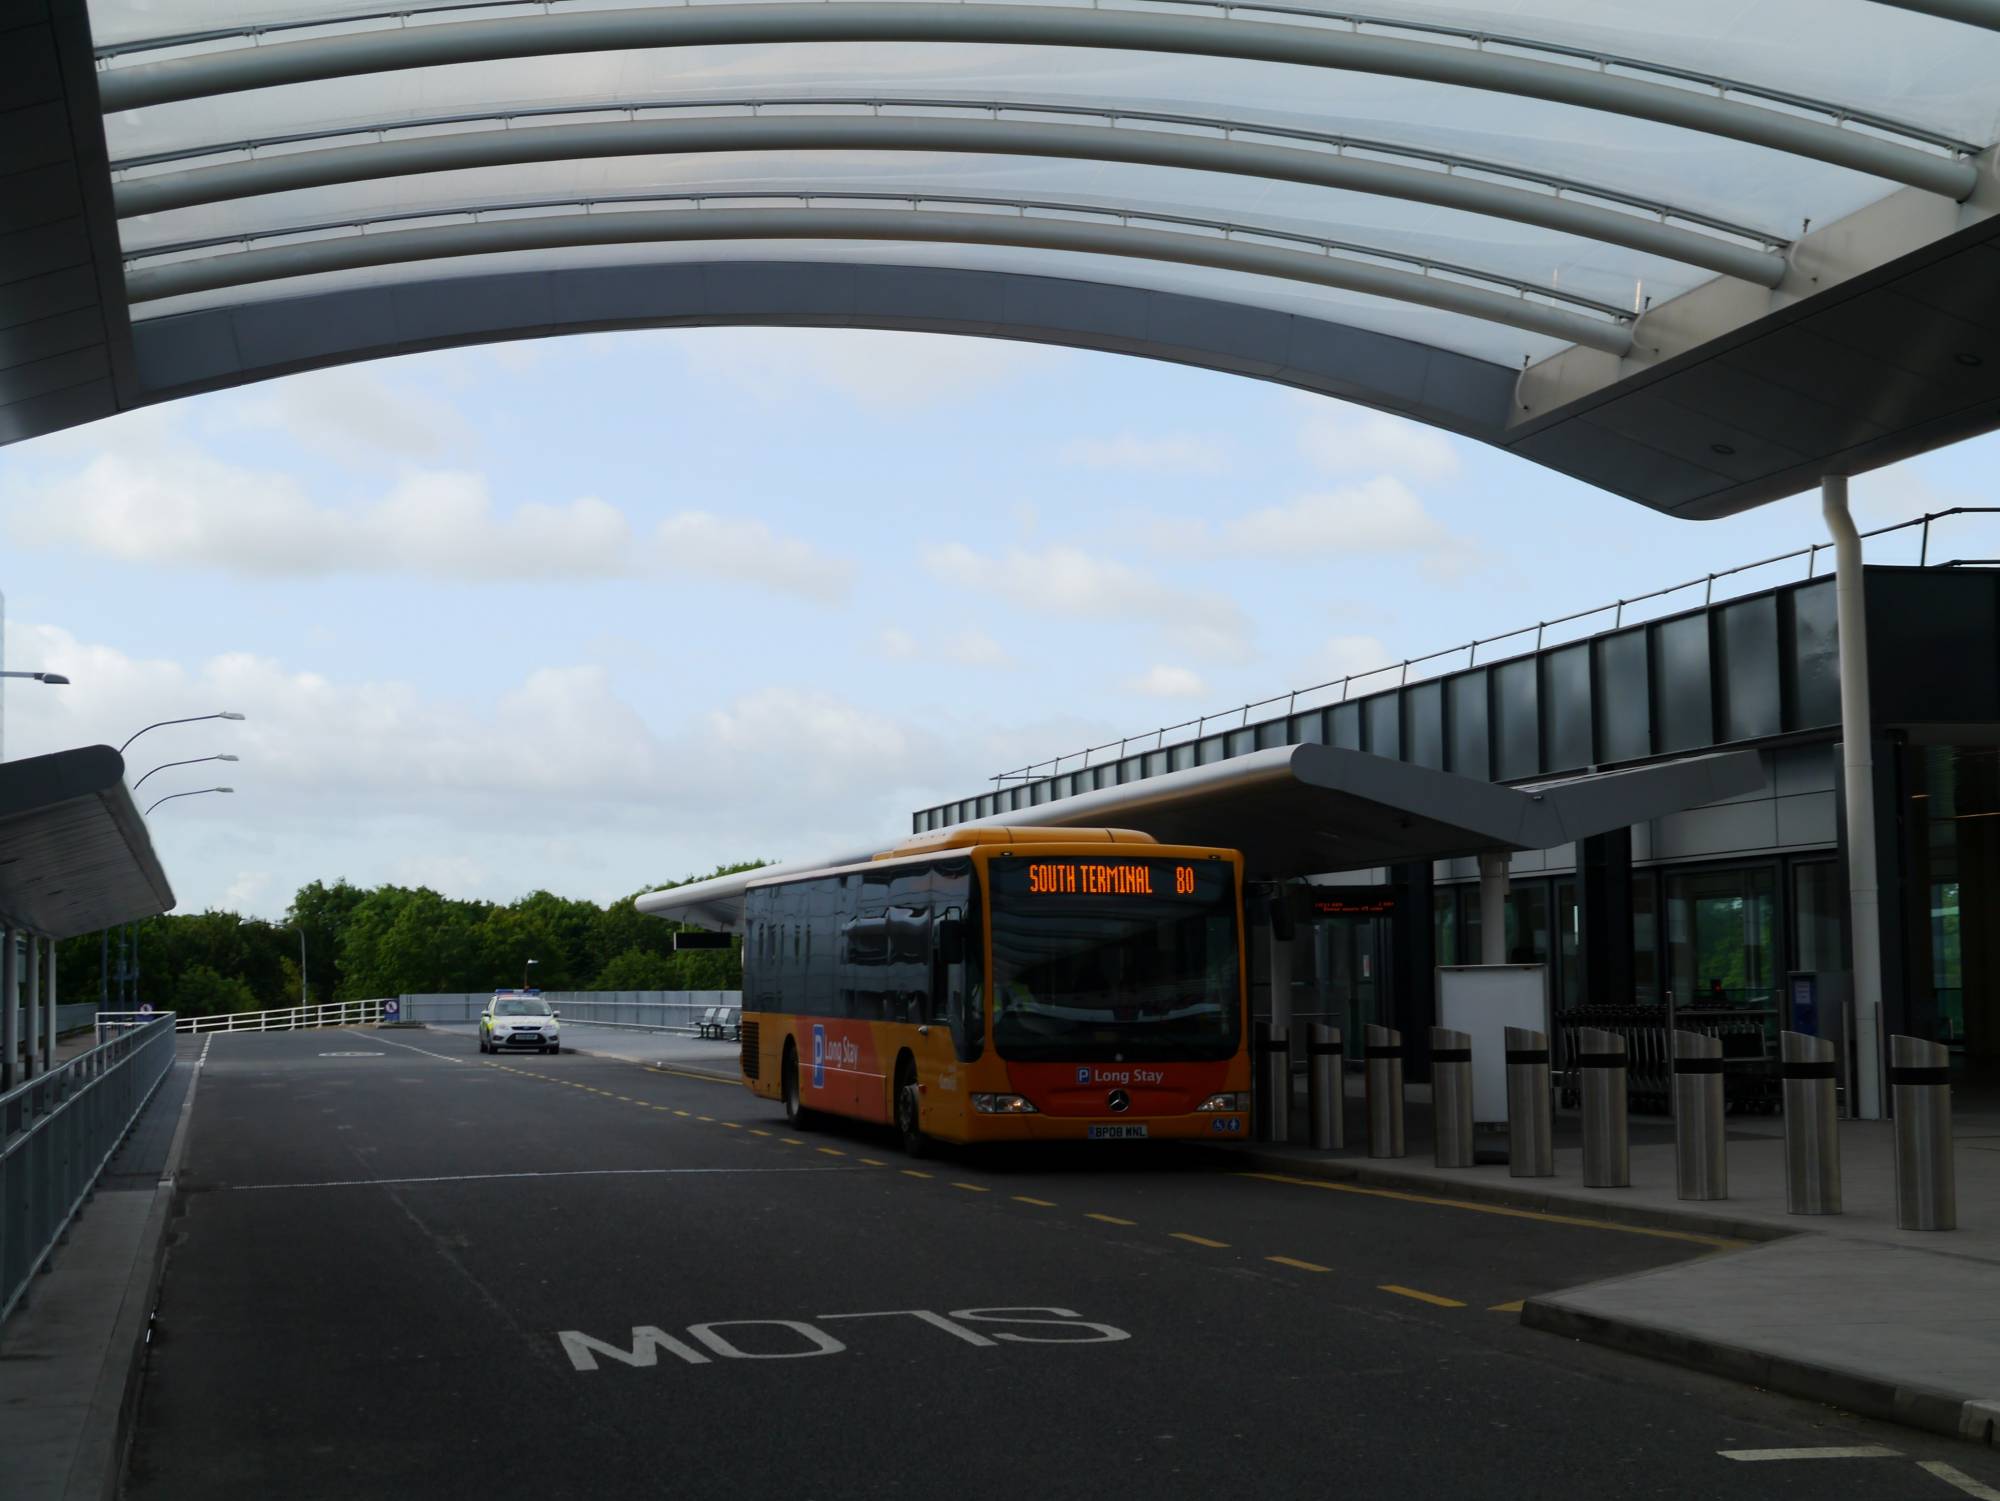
<box><xmin>1312</xmin><ymin>914</ymin><xmax>1387</xmax><ymax>1053</ymax></box>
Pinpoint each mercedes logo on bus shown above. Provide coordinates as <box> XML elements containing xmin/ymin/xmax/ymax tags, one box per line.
<box><xmin>1106</xmin><ymin>1089</ymin><xmax>1131</xmax><ymax>1113</ymax></box>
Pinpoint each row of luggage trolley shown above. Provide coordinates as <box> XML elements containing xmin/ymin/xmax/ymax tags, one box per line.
<box><xmin>1554</xmin><ymin>998</ymin><xmax>1784</xmax><ymax>1114</ymax></box>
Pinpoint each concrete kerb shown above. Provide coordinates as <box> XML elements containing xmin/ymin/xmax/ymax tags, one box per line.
<box><xmin>1226</xmin><ymin>1144</ymin><xmax>1791</xmax><ymax>1245</ymax></box>
<box><xmin>1519</xmin><ymin>1283</ymin><xmax>1997</xmax><ymax>1449</ymax></box>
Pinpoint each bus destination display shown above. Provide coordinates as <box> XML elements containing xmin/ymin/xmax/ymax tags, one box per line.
<box><xmin>1024</xmin><ymin>861</ymin><xmax>1202</xmax><ymax>896</ymax></box>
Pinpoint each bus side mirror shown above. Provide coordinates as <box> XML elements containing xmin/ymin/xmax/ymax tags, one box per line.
<box><xmin>936</xmin><ymin>919</ymin><xmax>965</xmax><ymax>964</ymax></box>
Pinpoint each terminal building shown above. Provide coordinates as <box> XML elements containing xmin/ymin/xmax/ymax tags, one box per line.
<box><xmin>911</xmin><ymin>556</ymin><xmax>2000</xmax><ymax>1100</ymax></box>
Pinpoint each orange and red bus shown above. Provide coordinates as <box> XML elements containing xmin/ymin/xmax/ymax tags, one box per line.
<box><xmin>736</xmin><ymin>826</ymin><xmax>1249</xmax><ymax>1154</ymax></box>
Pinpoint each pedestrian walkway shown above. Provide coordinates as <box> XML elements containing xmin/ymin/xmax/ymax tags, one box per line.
<box><xmin>1247</xmin><ymin>1081</ymin><xmax>2000</xmax><ymax>1446</ymax></box>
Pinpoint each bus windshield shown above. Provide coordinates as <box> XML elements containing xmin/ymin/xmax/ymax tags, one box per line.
<box><xmin>987</xmin><ymin>855</ymin><xmax>1239</xmax><ymax>1061</ymax></box>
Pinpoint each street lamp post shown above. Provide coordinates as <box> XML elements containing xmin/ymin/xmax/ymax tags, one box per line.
<box><xmin>0</xmin><ymin>670</ymin><xmax>68</xmax><ymax>762</ymax></box>
<box><xmin>144</xmin><ymin>786</ymin><xmax>234</xmax><ymax>817</ymax></box>
<box><xmin>121</xmin><ymin>711</ymin><xmax>246</xmax><ymax>756</ymax></box>
<box><xmin>133</xmin><ymin>753</ymin><xmax>239</xmax><ymax>792</ymax></box>
<box><xmin>523</xmin><ymin>957</ymin><xmax>539</xmax><ymax>991</ymax></box>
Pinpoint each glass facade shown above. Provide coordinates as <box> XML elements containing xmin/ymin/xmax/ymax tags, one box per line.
<box><xmin>1903</xmin><ymin>745</ymin><xmax>2000</xmax><ymax>1085</ymax></box>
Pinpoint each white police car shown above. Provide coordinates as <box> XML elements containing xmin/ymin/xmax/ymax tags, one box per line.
<box><xmin>479</xmin><ymin>992</ymin><xmax>561</xmax><ymax>1054</ymax></box>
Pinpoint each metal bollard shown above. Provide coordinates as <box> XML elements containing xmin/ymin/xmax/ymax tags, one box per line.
<box><xmin>1430</xmin><ymin>1026</ymin><xmax>1474</xmax><ymax>1169</ymax></box>
<box><xmin>1252</xmin><ymin>1020</ymin><xmax>1272</xmax><ymax>1142</ymax></box>
<box><xmin>1781</xmin><ymin>1030</ymin><xmax>1840</xmax><ymax>1215</ymax></box>
<box><xmin>1262</xmin><ymin>1025</ymin><xmax>1292</xmax><ymax>1145</ymax></box>
<box><xmin>1890</xmin><ymin>1034</ymin><xmax>1955</xmax><ymax>1231</ymax></box>
<box><xmin>1578</xmin><ymin>1026</ymin><xmax>1630</xmax><ymax>1188</ymax></box>
<box><xmin>1308</xmin><ymin>1024</ymin><xmax>1344</xmax><ymax>1151</ymax></box>
<box><xmin>1671</xmin><ymin>1030</ymin><xmax>1727</xmax><ymax>1201</ymax></box>
<box><xmin>1504</xmin><ymin>1026</ymin><xmax>1553</xmax><ymax>1178</ymax></box>
<box><xmin>1365</xmin><ymin>1023</ymin><xmax>1404</xmax><ymax>1159</ymax></box>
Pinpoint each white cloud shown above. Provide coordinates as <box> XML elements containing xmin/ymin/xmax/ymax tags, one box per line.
<box><xmin>220</xmin><ymin>871</ymin><xmax>276</xmax><ymax>912</ymax></box>
<box><xmin>1127</xmin><ymin>664</ymin><xmax>1206</xmax><ymax>698</ymax></box>
<box><xmin>1316</xmin><ymin>634</ymin><xmax>1394</xmax><ymax>682</ymax></box>
<box><xmin>8</xmin><ymin>428</ymin><xmax>850</xmax><ymax>600</ymax></box>
<box><xmin>654</xmin><ymin>511</ymin><xmax>853</xmax><ymax>604</ymax></box>
<box><xmin>225</xmin><ymin>365</ymin><xmax>471</xmax><ymax>464</ymax></box>
<box><xmin>676</xmin><ymin>328</ymin><xmax>1054</xmax><ymax>410</ymax></box>
<box><xmin>1058</xmin><ymin>433</ymin><xmax>1227</xmax><ymax>474</ymax></box>
<box><xmin>877</xmin><ymin>628</ymin><xmax>921</xmax><ymax>660</ymax></box>
<box><xmin>1134</xmin><ymin>477</ymin><xmax>1474</xmax><ymax>577</ymax></box>
<box><xmin>869</xmin><ymin>626</ymin><xmax>1014</xmax><ymax>670</ymax></box>
<box><xmin>920</xmin><ymin>542</ymin><xmax>1253</xmax><ymax>663</ymax></box>
<box><xmin>1298</xmin><ymin>403</ymin><xmax>1462</xmax><ymax>482</ymax></box>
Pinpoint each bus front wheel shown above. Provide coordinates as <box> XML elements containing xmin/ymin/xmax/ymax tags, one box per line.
<box><xmin>895</xmin><ymin>1058</ymin><xmax>929</xmax><ymax>1159</ymax></box>
<box><xmin>782</xmin><ymin>1043</ymin><xmax>813</xmax><ymax>1130</ymax></box>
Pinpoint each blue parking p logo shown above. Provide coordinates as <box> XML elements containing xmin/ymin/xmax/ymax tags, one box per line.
<box><xmin>811</xmin><ymin>1025</ymin><xmax>827</xmax><ymax>1088</ymax></box>
<box><xmin>1076</xmin><ymin>1066</ymin><xmax>1091</xmax><ymax>1084</ymax></box>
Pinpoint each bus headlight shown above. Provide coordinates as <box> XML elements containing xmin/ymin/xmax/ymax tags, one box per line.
<box><xmin>1196</xmin><ymin>1093</ymin><xmax>1242</xmax><ymax>1112</ymax></box>
<box><xmin>971</xmin><ymin>1094</ymin><xmax>1039</xmax><ymax>1114</ymax></box>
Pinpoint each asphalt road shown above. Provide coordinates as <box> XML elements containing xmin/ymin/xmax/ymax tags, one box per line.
<box><xmin>126</xmin><ymin>1028</ymin><xmax>2000</xmax><ymax>1500</ymax></box>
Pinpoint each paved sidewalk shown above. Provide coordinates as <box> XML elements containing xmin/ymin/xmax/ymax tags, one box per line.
<box><xmin>1245</xmin><ymin>1079</ymin><xmax>2000</xmax><ymax>1446</ymax></box>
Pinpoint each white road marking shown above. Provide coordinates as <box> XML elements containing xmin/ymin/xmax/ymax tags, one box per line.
<box><xmin>222</xmin><ymin>1165</ymin><xmax>868</xmax><ymax>1191</ymax></box>
<box><xmin>1921</xmin><ymin>1461</ymin><xmax>2000</xmax><ymax>1500</ymax></box>
<box><xmin>1718</xmin><ymin>1447</ymin><xmax>1902</xmax><ymax>1461</ymax></box>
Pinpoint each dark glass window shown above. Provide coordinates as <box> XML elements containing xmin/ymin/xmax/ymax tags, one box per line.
<box><xmin>1652</xmin><ymin>613</ymin><xmax>1713</xmax><ymax>754</ymax></box>
<box><xmin>1198</xmin><ymin>734</ymin><xmax>1228</xmax><ymax>765</ymax></box>
<box><xmin>1256</xmin><ymin>719</ymin><xmax>1287</xmax><ymax>751</ymax></box>
<box><xmin>1227</xmin><ymin>728</ymin><xmax>1256</xmax><ymax>758</ymax></box>
<box><xmin>1787</xmin><ymin>580</ymin><xmax>1841</xmax><ymax>730</ymax></box>
<box><xmin>1290</xmin><ymin>709</ymin><xmax>1327</xmax><ymax>745</ymax></box>
<box><xmin>1363</xmin><ymin>693</ymin><xmax>1400</xmax><ymax>759</ymax></box>
<box><xmin>1447</xmin><ymin>671</ymin><xmax>1489</xmax><ymax>779</ymax></box>
<box><xmin>1144</xmin><ymin>749</ymin><xmax>1170</xmax><ymax>778</ymax></box>
<box><xmin>1541</xmin><ymin>644</ymin><xmax>1592</xmax><ymax>773</ymax></box>
<box><xmin>1716</xmin><ymin>595</ymin><xmax>1781</xmax><ymax>742</ymax></box>
<box><xmin>987</xmin><ymin>856</ymin><xmax>1240</xmax><ymax>1062</ymax></box>
<box><xmin>1596</xmin><ymin>629</ymin><xmax>1651</xmax><ymax>762</ymax></box>
<box><xmin>1330</xmin><ymin>702</ymin><xmax>1362</xmax><ymax>751</ymax></box>
<box><xmin>1492</xmin><ymin>657</ymin><xmax>1540</xmax><ymax>780</ymax></box>
<box><xmin>1170</xmin><ymin>742</ymin><xmax>1197</xmax><ymax>772</ymax></box>
<box><xmin>1404</xmin><ymin>681</ymin><xmax>1443</xmax><ymax>770</ymax></box>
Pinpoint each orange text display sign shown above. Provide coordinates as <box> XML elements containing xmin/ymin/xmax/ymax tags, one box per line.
<box><xmin>1024</xmin><ymin>861</ymin><xmax>1199</xmax><ymax>896</ymax></box>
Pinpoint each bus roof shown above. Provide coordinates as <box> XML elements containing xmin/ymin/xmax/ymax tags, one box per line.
<box><xmin>873</xmin><ymin>825</ymin><xmax>1158</xmax><ymax>860</ymax></box>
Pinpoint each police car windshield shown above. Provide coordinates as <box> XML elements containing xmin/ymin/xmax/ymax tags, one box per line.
<box><xmin>493</xmin><ymin>998</ymin><xmax>551</xmax><ymax>1016</ymax></box>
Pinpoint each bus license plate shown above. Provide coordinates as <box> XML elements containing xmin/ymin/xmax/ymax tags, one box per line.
<box><xmin>1089</xmin><ymin>1124</ymin><xmax>1149</xmax><ymax>1140</ymax></box>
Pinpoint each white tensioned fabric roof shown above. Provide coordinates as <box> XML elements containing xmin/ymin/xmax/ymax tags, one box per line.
<box><xmin>9</xmin><ymin>1</ymin><xmax>2000</xmax><ymax>513</ymax></box>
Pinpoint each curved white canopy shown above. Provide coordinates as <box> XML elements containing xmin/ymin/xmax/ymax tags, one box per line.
<box><xmin>6</xmin><ymin>0</ymin><xmax>2000</xmax><ymax>513</ymax></box>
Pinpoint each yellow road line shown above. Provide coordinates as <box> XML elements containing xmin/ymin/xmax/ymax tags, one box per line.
<box><xmin>901</xmin><ymin>1169</ymin><xmax>934</xmax><ymax>1180</ymax></box>
<box><xmin>859</xmin><ymin>1157</ymin><xmax>886</xmax><ymax>1166</ymax></box>
<box><xmin>781</xmin><ymin>1137</ymin><xmax>804</xmax><ymax>1146</ymax></box>
<box><xmin>749</xmin><ymin>1129</ymin><xmax>772</xmax><ymax>1137</ymax></box>
<box><xmin>1239</xmin><ymin>1172</ymin><xmax>1748</xmax><ymax>1251</ymax></box>
<box><xmin>1381</xmin><ymin>1284</ymin><xmax>1466</xmax><ymax>1308</ymax></box>
<box><xmin>1012</xmin><ymin>1195</ymin><xmax>1057</xmax><ymax>1207</ymax></box>
<box><xmin>1267</xmin><ymin>1255</ymin><xmax>1331</xmax><ymax>1273</ymax></box>
<box><xmin>817</xmin><ymin>1147</ymin><xmax>846</xmax><ymax>1157</ymax></box>
<box><xmin>720</xmin><ymin>1121</ymin><xmax>742</xmax><ymax>1129</ymax></box>
<box><xmin>1170</xmin><ymin>1232</ymin><xmax>1229</xmax><ymax>1249</ymax></box>
<box><xmin>1489</xmin><ymin>1299</ymin><xmax>1525</xmax><ymax>1313</ymax></box>
<box><xmin>1086</xmin><ymin>1213</ymin><xmax>1136</xmax><ymax>1226</ymax></box>
<box><xmin>673</xmin><ymin>1110</ymin><xmax>690</xmax><ymax>1117</ymax></box>
<box><xmin>630</xmin><ymin>1063</ymin><xmax>739</xmax><ymax>1087</ymax></box>
<box><xmin>696</xmin><ymin>1115</ymin><xmax>715</xmax><ymax>1122</ymax></box>
<box><xmin>951</xmin><ymin>1182</ymin><xmax>990</xmax><ymax>1193</ymax></box>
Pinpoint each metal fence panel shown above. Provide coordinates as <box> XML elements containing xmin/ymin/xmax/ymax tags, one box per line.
<box><xmin>0</xmin><ymin>1013</ymin><xmax>178</xmax><ymax>1325</ymax></box>
<box><xmin>397</xmin><ymin>991</ymin><xmax>741</xmax><ymax>1032</ymax></box>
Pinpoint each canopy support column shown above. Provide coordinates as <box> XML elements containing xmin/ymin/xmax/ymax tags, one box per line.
<box><xmin>2</xmin><ymin>927</ymin><xmax>18</xmax><ymax>1091</ymax></box>
<box><xmin>42</xmin><ymin>935</ymin><xmax>57</xmax><ymax>1073</ymax></box>
<box><xmin>1824</xmin><ymin>474</ymin><xmax>1885</xmax><ymax>1121</ymax></box>
<box><xmin>23</xmin><ymin>933</ymin><xmax>40</xmax><ymax>1079</ymax></box>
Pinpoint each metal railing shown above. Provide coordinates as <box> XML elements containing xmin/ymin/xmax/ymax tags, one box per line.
<box><xmin>161</xmin><ymin>1000</ymin><xmax>385</xmax><ymax>1036</ymax></box>
<box><xmin>988</xmin><ymin>507</ymin><xmax>1999</xmax><ymax>786</ymax></box>
<box><xmin>396</xmin><ymin>992</ymin><xmax>742</xmax><ymax>1031</ymax></box>
<box><xmin>1</xmin><ymin>1014</ymin><xmax>178</xmax><ymax>1325</ymax></box>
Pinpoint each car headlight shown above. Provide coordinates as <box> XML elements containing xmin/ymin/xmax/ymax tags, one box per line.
<box><xmin>1196</xmin><ymin>1093</ymin><xmax>1243</xmax><ymax>1112</ymax></box>
<box><xmin>971</xmin><ymin>1094</ymin><xmax>1039</xmax><ymax>1114</ymax></box>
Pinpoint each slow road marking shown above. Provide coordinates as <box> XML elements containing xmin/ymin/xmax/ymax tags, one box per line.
<box><xmin>1380</xmin><ymin>1285</ymin><xmax>1465</xmax><ymax>1308</ymax></box>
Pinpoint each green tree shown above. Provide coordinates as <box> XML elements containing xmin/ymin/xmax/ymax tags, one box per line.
<box><xmin>170</xmin><ymin>963</ymin><xmax>259</xmax><ymax>1016</ymax></box>
<box><xmin>591</xmin><ymin>946</ymin><xmax>679</xmax><ymax>990</ymax></box>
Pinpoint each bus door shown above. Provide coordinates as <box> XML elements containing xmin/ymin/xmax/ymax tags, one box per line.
<box><xmin>917</xmin><ymin>906</ymin><xmax>969</xmax><ymax>1103</ymax></box>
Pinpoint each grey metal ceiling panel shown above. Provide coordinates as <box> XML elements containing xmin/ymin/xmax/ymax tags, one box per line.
<box><xmin>0</xmin><ymin>373</ymin><xmax>111</xmax><ymax>441</ymax></box>
<box><xmin>0</xmin><ymin>304</ymin><xmax>100</xmax><ymax>370</ymax></box>
<box><xmin>0</xmin><ymin>744</ymin><xmax>176</xmax><ymax>938</ymax></box>
<box><xmin>0</xmin><ymin>162</ymin><xmax>82</xmax><ymax>234</ymax></box>
<box><xmin>0</xmin><ymin>264</ymin><xmax>96</xmax><ymax>327</ymax></box>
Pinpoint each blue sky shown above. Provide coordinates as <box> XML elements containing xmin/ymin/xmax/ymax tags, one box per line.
<box><xmin>0</xmin><ymin>325</ymin><xmax>1985</xmax><ymax>917</ymax></box>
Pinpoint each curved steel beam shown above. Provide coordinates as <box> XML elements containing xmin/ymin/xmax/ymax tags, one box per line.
<box><xmin>93</xmin><ymin>4</ymin><xmax>1980</xmax><ymax>200</ymax></box>
<box><xmin>112</xmin><ymin>115</ymin><xmax>1788</xmax><ymax>287</ymax></box>
<box><xmin>1868</xmin><ymin>0</ymin><xmax>2000</xmax><ymax>29</ymax></box>
<box><xmin>109</xmin><ymin>95</ymin><xmax>1790</xmax><ymax>247</ymax></box>
<box><xmin>121</xmin><ymin>204</ymin><xmax>1637</xmax><ymax>354</ymax></box>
